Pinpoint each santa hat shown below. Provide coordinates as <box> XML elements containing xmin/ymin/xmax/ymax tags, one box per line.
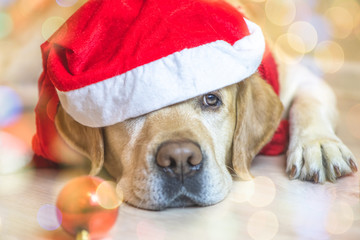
<box><xmin>32</xmin><ymin>0</ymin><xmax>266</xmax><ymax>163</ymax></box>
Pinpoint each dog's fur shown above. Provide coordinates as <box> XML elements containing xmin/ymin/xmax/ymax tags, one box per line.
<box><xmin>52</xmin><ymin>1</ymin><xmax>358</xmax><ymax>210</ymax></box>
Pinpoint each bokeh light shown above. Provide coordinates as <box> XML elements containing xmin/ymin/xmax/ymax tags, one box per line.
<box><xmin>96</xmin><ymin>181</ymin><xmax>123</xmax><ymax>209</ymax></box>
<box><xmin>0</xmin><ymin>12</ymin><xmax>13</xmax><ymax>39</ymax></box>
<box><xmin>355</xmin><ymin>12</ymin><xmax>360</xmax><ymax>41</ymax></box>
<box><xmin>137</xmin><ymin>221</ymin><xmax>166</xmax><ymax>240</ymax></box>
<box><xmin>313</xmin><ymin>41</ymin><xmax>344</xmax><ymax>73</ymax></box>
<box><xmin>330</xmin><ymin>0</ymin><xmax>360</xmax><ymax>13</ymax></box>
<box><xmin>274</xmin><ymin>33</ymin><xmax>304</xmax><ymax>65</ymax></box>
<box><xmin>0</xmin><ymin>86</ymin><xmax>23</xmax><ymax>127</ymax></box>
<box><xmin>0</xmin><ymin>0</ymin><xmax>16</xmax><ymax>8</ymax></box>
<box><xmin>346</xmin><ymin>104</ymin><xmax>360</xmax><ymax>139</ymax></box>
<box><xmin>42</xmin><ymin>16</ymin><xmax>66</xmax><ymax>41</ymax></box>
<box><xmin>229</xmin><ymin>180</ymin><xmax>255</xmax><ymax>203</ymax></box>
<box><xmin>248</xmin><ymin>176</ymin><xmax>276</xmax><ymax>208</ymax></box>
<box><xmin>56</xmin><ymin>176</ymin><xmax>119</xmax><ymax>236</ymax></box>
<box><xmin>265</xmin><ymin>0</ymin><xmax>296</xmax><ymax>26</ymax></box>
<box><xmin>325</xmin><ymin>202</ymin><xmax>354</xmax><ymax>235</ymax></box>
<box><xmin>325</xmin><ymin>7</ymin><xmax>354</xmax><ymax>39</ymax></box>
<box><xmin>37</xmin><ymin>204</ymin><xmax>62</xmax><ymax>231</ymax></box>
<box><xmin>247</xmin><ymin>211</ymin><xmax>279</xmax><ymax>240</ymax></box>
<box><xmin>56</xmin><ymin>0</ymin><xmax>78</xmax><ymax>7</ymax></box>
<box><xmin>0</xmin><ymin>131</ymin><xmax>31</xmax><ymax>175</ymax></box>
<box><xmin>288</xmin><ymin>21</ymin><xmax>318</xmax><ymax>53</ymax></box>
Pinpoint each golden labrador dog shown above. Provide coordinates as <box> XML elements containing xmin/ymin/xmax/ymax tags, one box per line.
<box><xmin>56</xmin><ymin>73</ymin><xmax>284</xmax><ymax>209</ymax></box>
<box><xmin>40</xmin><ymin>0</ymin><xmax>358</xmax><ymax>210</ymax></box>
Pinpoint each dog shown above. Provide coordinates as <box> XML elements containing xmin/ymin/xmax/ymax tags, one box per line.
<box><xmin>35</xmin><ymin>0</ymin><xmax>358</xmax><ymax>210</ymax></box>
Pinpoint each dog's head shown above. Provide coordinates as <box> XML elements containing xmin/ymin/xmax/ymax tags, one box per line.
<box><xmin>55</xmin><ymin>73</ymin><xmax>282</xmax><ymax>210</ymax></box>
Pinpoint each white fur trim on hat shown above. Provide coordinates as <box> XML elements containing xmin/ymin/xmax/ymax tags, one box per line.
<box><xmin>57</xmin><ymin>19</ymin><xmax>265</xmax><ymax>127</ymax></box>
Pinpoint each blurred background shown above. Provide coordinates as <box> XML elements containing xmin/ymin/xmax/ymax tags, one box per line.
<box><xmin>0</xmin><ymin>0</ymin><xmax>360</xmax><ymax>172</ymax></box>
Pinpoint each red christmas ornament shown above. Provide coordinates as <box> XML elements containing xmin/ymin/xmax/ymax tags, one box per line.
<box><xmin>56</xmin><ymin>176</ymin><xmax>121</xmax><ymax>239</ymax></box>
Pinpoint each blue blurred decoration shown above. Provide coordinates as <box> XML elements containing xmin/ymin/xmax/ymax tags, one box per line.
<box><xmin>0</xmin><ymin>0</ymin><xmax>16</xmax><ymax>9</ymax></box>
<box><xmin>0</xmin><ymin>86</ymin><xmax>23</xmax><ymax>127</ymax></box>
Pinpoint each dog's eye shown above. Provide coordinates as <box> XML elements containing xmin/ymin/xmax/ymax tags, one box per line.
<box><xmin>203</xmin><ymin>94</ymin><xmax>221</xmax><ymax>107</ymax></box>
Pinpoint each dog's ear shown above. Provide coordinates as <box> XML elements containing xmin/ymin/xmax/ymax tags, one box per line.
<box><xmin>55</xmin><ymin>105</ymin><xmax>104</xmax><ymax>175</ymax></box>
<box><xmin>232</xmin><ymin>73</ymin><xmax>283</xmax><ymax>180</ymax></box>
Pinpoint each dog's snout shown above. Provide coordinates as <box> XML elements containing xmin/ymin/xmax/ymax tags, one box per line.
<box><xmin>156</xmin><ymin>141</ymin><xmax>203</xmax><ymax>177</ymax></box>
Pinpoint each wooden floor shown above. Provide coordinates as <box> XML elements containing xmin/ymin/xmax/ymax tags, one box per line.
<box><xmin>0</xmin><ymin>65</ymin><xmax>359</xmax><ymax>240</ymax></box>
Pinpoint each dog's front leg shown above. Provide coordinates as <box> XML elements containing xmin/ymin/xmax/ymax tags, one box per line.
<box><xmin>283</xmin><ymin>65</ymin><xmax>358</xmax><ymax>183</ymax></box>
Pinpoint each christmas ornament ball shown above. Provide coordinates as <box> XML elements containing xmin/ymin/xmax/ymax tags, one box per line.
<box><xmin>56</xmin><ymin>176</ymin><xmax>120</xmax><ymax>237</ymax></box>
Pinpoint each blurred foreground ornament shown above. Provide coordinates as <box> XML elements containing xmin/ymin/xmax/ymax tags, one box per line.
<box><xmin>56</xmin><ymin>176</ymin><xmax>122</xmax><ymax>239</ymax></box>
<box><xmin>0</xmin><ymin>86</ymin><xmax>22</xmax><ymax>127</ymax></box>
<box><xmin>0</xmin><ymin>131</ymin><xmax>31</xmax><ymax>174</ymax></box>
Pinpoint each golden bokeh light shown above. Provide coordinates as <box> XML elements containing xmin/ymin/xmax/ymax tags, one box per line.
<box><xmin>42</xmin><ymin>16</ymin><xmax>66</xmax><ymax>41</ymax></box>
<box><xmin>96</xmin><ymin>181</ymin><xmax>123</xmax><ymax>210</ymax></box>
<box><xmin>274</xmin><ymin>33</ymin><xmax>305</xmax><ymax>65</ymax></box>
<box><xmin>248</xmin><ymin>176</ymin><xmax>276</xmax><ymax>208</ymax></box>
<box><xmin>0</xmin><ymin>12</ymin><xmax>13</xmax><ymax>39</ymax></box>
<box><xmin>330</xmin><ymin>0</ymin><xmax>360</xmax><ymax>17</ymax></box>
<box><xmin>346</xmin><ymin>104</ymin><xmax>360</xmax><ymax>139</ymax></box>
<box><xmin>229</xmin><ymin>180</ymin><xmax>255</xmax><ymax>203</ymax></box>
<box><xmin>325</xmin><ymin>202</ymin><xmax>354</xmax><ymax>235</ymax></box>
<box><xmin>247</xmin><ymin>211</ymin><xmax>279</xmax><ymax>240</ymax></box>
<box><xmin>325</xmin><ymin>7</ymin><xmax>354</xmax><ymax>39</ymax></box>
<box><xmin>288</xmin><ymin>21</ymin><xmax>318</xmax><ymax>53</ymax></box>
<box><xmin>265</xmin><ymin>0</ymin><xmax>296</xmax><ymax>26</ymax></box>
<box><xmin>313</xmin><ymin>41</ymin><xmax>344</xmax><ymax>74</ymax></box>
<box><xmin>354</xmin><ymin>12</ymin><xmax>360</xmax><ymax>41</ymax></box>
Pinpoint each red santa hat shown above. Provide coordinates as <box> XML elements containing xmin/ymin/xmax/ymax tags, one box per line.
<box><xmin>33</xmin><ymin>0</ymin><xmax>266</xmax><ymax>163</ymax></box>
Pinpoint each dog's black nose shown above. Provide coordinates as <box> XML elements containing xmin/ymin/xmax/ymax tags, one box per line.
<box><xmin>156</xmin><ymin>140</ymin><xmax>203</xmax><ymax>178</ymax></box>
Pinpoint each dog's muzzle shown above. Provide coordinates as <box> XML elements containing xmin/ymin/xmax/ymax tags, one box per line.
<box><xmin>155</xmin><ymin>140</ymin><xmax>205</xmax><ymax>207</ymax></box>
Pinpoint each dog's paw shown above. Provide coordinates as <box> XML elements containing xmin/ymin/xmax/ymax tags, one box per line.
<box><xmin>286</xmin><ymin>137</ymin><xmax>358</xmax><ymax>183</ymax></box>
